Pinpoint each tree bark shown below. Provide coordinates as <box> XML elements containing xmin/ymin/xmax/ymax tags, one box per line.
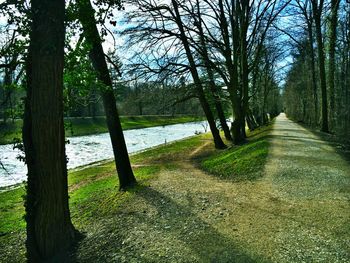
<box><xmin>308</xmin><ymin>22</ymin><xmax>319</xmax><ymax>126</ymax></box>
<box><xmin>312</xmin><ymin>0</ymin><xmax>329</xmax><ymax>133</ymax></box>
<box><xmin>172</xmin><ymin>0</ymin><xmax>226</xmax><ymax>149</ymax></box>
<box><xmin>77</xmin><ymin>0</ymin><xmax>136</xmax><ymax>189</ymax></box>
<box><xmin>327</xmin><ymin>0</ymin><xmax>340</xmax><ymax>130</ymax></box>
<box><xmin>23</xmin><ymin>0</ymin><xmax>75</xmax><ymax>260</ymax></box>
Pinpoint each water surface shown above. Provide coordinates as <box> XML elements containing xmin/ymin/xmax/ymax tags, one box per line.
<box><xmin>0</xmin><ymin>121</ymin><xmax>208</xmax><ymax>187</ymax></box>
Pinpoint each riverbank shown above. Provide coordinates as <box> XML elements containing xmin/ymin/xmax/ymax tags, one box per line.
<box><xmin>0</xmin><ymin>123</ymin><xmax>271</xmax><ymax>262</ymax></box>
<box><xmin>0</xmin><ymin>115</ymin><xmax>204</xmax><ymax>145</ymax></box>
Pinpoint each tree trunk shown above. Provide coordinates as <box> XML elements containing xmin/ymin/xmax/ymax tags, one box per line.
<box><xmin>172</xmin><ymin>0</ymin><xmax>226</xmax><ymax>149</ymax></box>
<box><xmin>208</xmin><ymin>83</ymin><xmax>232</xmax><ymax>141</ymax></box>
<box><xmin>306</xmin><ymin>17</ymin><xmax>319</xmax><ymax>126</ymax></box>
<box><xmin>77</xmin><ymin>0</ymin><xmax>136</xmax><ymax>189</ymax></box>
<box><xmin>219</xmin><ymin>0</ymin><xmax>245</xmax><ymax>144</ymax></box>
<box><xmin>328</xmin><ymin>0</ymin><xmax>340</xmax><ymax>130</ymax></box>
<box><xmin>195</xmin><ymin>4</ymin><xmax>232</xmax><ymax>141</ymax></box>
<box><xmin>23</xmin><ymin>0</ymin><xmax>75</xmax><ymax>260</ymax></box>
<box><xmin>239</xmin><ymin>1</ymin><xmax>250</xmax><ymax>139</ymax></box>
<box><xmin>312</xmin><ymin>1</ymin><xmax>329</xmax><ymax>133</ymax></box>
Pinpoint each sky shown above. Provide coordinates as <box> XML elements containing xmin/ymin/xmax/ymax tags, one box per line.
<box><xmin>0</xmin><ymin>0</ymin><xmax>295</xmax><ymax>87</ymax></box>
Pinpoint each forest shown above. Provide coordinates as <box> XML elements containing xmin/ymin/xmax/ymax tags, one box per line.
<box><xmin>0</xmin><ymin>0</ymin><xmax>349</xmax><ymax>262</ymax></box>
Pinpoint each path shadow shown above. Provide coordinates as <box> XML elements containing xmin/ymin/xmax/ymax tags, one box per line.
<box><xmin>134</xmin><ymin>186</ymin><xmax>269</xmax><ymax>263</ymax></box>
<box><xmin>289</xmin><ymin>122</ymin><xmax>350</xmax><ymax>166</ymax></box>
<box><xmin>50</xmin><ymin>231</ymin><xmax>86</xmax><ymax>263</ymax></box>
<box><xmin>63</xmin><ymin>185</ymin><xmax>270</xmax><ymax>263</ymax></box>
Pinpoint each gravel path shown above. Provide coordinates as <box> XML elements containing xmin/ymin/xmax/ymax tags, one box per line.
<box><xmin>75</xmin><ymin>114</ymin><xmax>350</xmax><ymax>263</ymax></box>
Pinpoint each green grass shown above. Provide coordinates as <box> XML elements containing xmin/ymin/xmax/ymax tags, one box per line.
<box><xmin>0</xmin><ymin>164</ymin><xmax>161</xmax><ymax>236</ymax></box>
<box><xmin>201</xmin><ymin>123</ymin><xmax>273</xmax><ymax>182</ymax></box>
<box><xmin>0</xmin><ymin>115</ymin><xmax>204</xmax><ymax>144</ymax></box>
<box><xmin>0</xmin><ymin>125</ymin><xmax>274</xmax><ymax>261</ymax></box>
<box><xmin>0</xmin><ymin>187</ymin><xmax>26</xmax><ymax>234</ymax></box>
<box><xmin>0</xmin><ymin>133</ymin><xmax>209</xmax><ymax>262</ymax></box>
<box><xmin>0</xmin><ymin>123</ymin><xmax>272</xmax><ymax>237</ymax></box>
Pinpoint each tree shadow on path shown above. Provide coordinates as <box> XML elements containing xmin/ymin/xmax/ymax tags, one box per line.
<box><xmin>135</xmin><ymin>186</ymin><xmax>269</xmax><ymax>263</ymax></box>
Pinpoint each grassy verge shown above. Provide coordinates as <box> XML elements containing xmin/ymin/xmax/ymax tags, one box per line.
<box><xmin>201</xmin><ymin>123</ymin><xmax>273</xmax><ymax>181</ymax></box>
<box><xmin>0</xmin><ymin>115</ymin><xmax>204</xmax><ymax>145</ymax></box>
<box><xmin>0</xmin><ymin>132</ymin><xmax>211</xmax><ymax>262</ymax></box>
<box><xmin>0</xmin><ymin>123</ymin><xmax>275</xmax><ymax>262</ymax></box>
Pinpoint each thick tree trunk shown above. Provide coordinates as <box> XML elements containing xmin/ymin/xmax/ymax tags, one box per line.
<box><xmin>23</xmin><ymin>0</ymin><xmax>75</xmax><ymax>260</ymax></box>
<box><xmin>172</xmin><ymin>0</ymin><xmax>226</xmax><ymax>149</ymax></box>
<box><xmin>312</xmin><ymin>1</ymin><xmax>329</xmax><ymax>133</ymax></box>
<box><xmin>77</xmin><ymin>0</ymin><xmax>136</xmax><ymax>189</ymax></box>
<box><xmin>328</xmin><ymin>0</ymin><xmax>340</xmax><ymax>130</ymax></box>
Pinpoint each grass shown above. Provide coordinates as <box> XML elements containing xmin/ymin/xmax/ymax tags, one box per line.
<box><xmin>0</xmin><ymin>115</ymin><xmax>204</xmax><ymax>144</ymax></box>
<box><xmin>3</xmin><ymin>118</ymin><xmax>347</xmax><ymax>262</ymax></box>
<box><xmin>6</xmin><ymin>119</ymin><xmax>350</xmax><ymax>263</ymax></box>
<box><xmin>0</xmin><ymin>124</ymin><xmax>268</xmax><ymax>239</ymax></box>
<box><xmin>201</xmin><ymin>123</ymin><xmax>273</xmax><ymax>181</ymax></box>
<box><xmin>0</xmin><ymin>162</ymin><xmax>160</xmax><ymax>235</ymax></box>
<box><xmin>0</xmin><ymin>132</ymin><xmax>210</xmax><ymax>262</ymax></box>
<box><xmin>0</xmin><ymin>158</ymin><xmax>164</xmax><ymax>261</ymax></box>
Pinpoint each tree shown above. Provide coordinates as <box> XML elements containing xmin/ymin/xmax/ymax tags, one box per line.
<box><xmin>22</xmin><ymin>0</ymin><xmax>75</xmax><ymax>260</ymax></box>
<box><xmin>77</xmin><ymin>0</ymin><xmax>137</xmax><ymax>189</ymax></box>
<box><xmin>295</xmin><ymin>0</ymin><xmax>319</xmax><ymax>126</ymax></box>
<box><xmin>192</xmin><ymin>0</ymin><xmax>232</xmax><ymax>141</ymax></box>
<box><xmin>327</xmin><ymin>0</ymin><xmax>341</xmax><ymax>128</ymax></box>
<box><xmin>124</xmin><ymin>0</ymin><xmax>227</xmax><ymax>149</ymax></box>
<box><xmin>311</xmin><ymin>0</ymin><xmax>329</xmax><ymax>132</ymax></box>
<box><xmin>171</xmin><ymin>0</ymin><xmax>226</xmax><ymax>149</ymax></box>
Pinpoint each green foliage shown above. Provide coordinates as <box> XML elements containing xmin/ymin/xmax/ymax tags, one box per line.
<box><xmin>63</xmin><ymin>40</ymin><xmax>103</xmax><ymax>115</ymax></box>
<box><xmin>0</xmin><ymin>121</ymin><xmax>22</xmax><ymax>145</ymax></box>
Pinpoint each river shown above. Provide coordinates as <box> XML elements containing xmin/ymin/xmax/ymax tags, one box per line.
<box><xmin>0</xmin><ymin>121</ymin><xmax>208</xmax><ymax>187</ymax></box>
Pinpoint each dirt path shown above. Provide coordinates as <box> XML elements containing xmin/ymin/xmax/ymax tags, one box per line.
<box><xmin>75</xmin><ymin>114</ymin><xmax>350</xmax><ymax>263</ymax></box>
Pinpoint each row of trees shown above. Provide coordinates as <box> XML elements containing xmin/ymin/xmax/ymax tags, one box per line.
<box><xmin>123</xmin><ymin>0</ymin><xmax>285</xmax><ymax>146</ymax></box>
<box><xmin>1</xmin><ymin>0</ymin><xmax>287</xmax><ymax>261</ymax></box>
<box><xmin>284</xmin><ymin>0</ymin><xmax>349</xmax><ymax>136</ymax></box>
<box><xmin>0</xmin><ymin>23</ymin><xmax>202</xmax><ymax>122</ymax></box>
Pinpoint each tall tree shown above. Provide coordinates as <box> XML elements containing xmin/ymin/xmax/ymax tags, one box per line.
<box><xmin>193</xmin><ymin>1</ymin><xmax>232</xmax><ymax>141</ymax></box>
<box><xmin>311</xmin><ymin>0</ymin><xmax>329</xmax><ymax>132</ymax></box>
<box><xmin>22</xmin><ymin>0</ymin><xmax>75</xmax><ymax>260</ymax></box>
<box><xmin>77</xmin><ymin>0</ymin><xmax>137</xmax><ymax>189</ymax></box>
<box><xmin>328</xmin><ymin>0</ymin><xmax>340</xmax><ymax>128</ymax></box>
<box><xmin>171</xmin><ymin>0</ymin><xmax>226</xmax><ymax>149</ymax></box>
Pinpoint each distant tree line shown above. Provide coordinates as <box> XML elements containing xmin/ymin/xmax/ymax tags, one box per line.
<box><xmin>283</xmin><ymin>0</ymin><xmax>350</xmax><ymax>136</ymax></box>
